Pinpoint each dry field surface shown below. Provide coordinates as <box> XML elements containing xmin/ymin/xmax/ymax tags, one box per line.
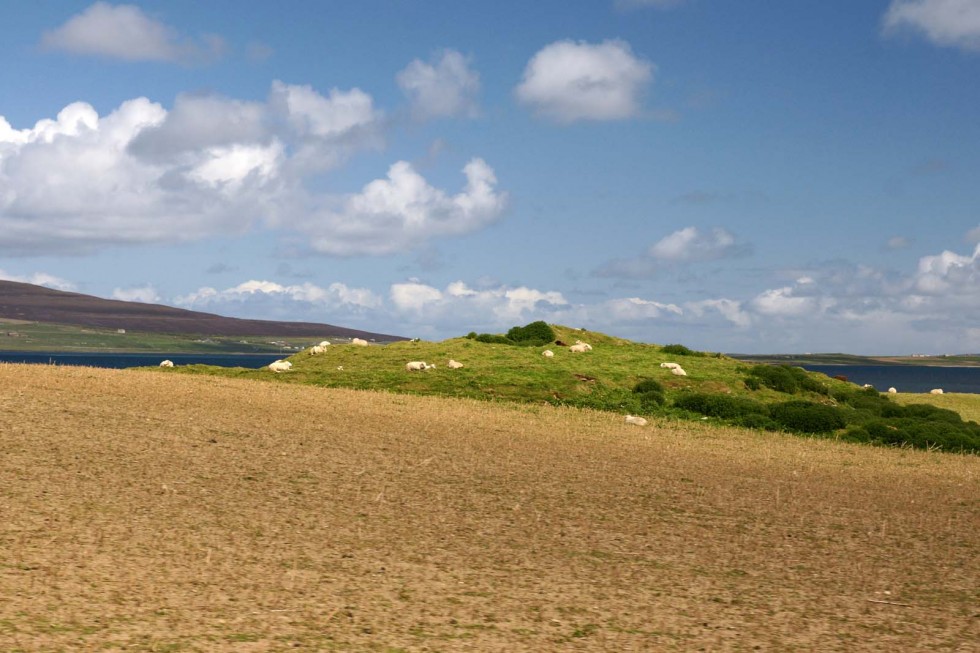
<box><xmin>1</xmin><ymin>365</ymin><xmax>978</xmax><ymax>652</ymax></box>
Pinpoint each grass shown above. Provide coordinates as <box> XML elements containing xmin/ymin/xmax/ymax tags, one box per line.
<box><xmin>0</xmin><ymin>318</ymin><xmax>337</xmax><ymax>354</ymax></box>
<box><xmin>1</xmin><ymin>364</ymin><xmax>977</xmax><ymax>651</ymax></box>
<box><xmin>163</xmin><ymin>325</ymin><xmax>980</xmax><ymax>453</ymax></box>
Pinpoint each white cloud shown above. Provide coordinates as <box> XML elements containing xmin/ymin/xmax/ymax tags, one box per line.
<box><xmin>112</xmin><ymin>285</ymin><xmax>161</xmax><ymax>303</ymax></box>
<box><xmin>0</xmin><ymin>269</ymin><xmax>76</xmax><ymax>291</ymax></box>
<box><xmin>649</xmin><ymin>226</ymin><xmax>742</xmax><ymax>262</ymax></box>
<box><xmin>886</xmin><ymin>235</ymin><xmax>911</xmax><ymax>250</ymax></box>
<box><xmin>966</xmin><ymin>224</ymin><xmax>980</xmax><ymax>244</ymax></box>
<box><xmin>397</xmin><ymin>49</ymin><xmax>480</xmax><ymax>120</ymax></box>
<box><xmin>40</xmin><ymin>2</ymin><xmax>225</xmax><ymax>63</ymax></box>
<box><xmin>301</xmin><ymin>158</ymin><xmax>507</xmax><ymax>256</ymax></box>
<box><xmin>594</xmin><ymin>226</ymin><xmax>749</xmax><ymax>278</ymax></box>
<box><xmin>883</xmin><ymin>0</ymin><xmax>980</xmax><ymax>51</ymax></box>
<box><xmin>0</xmin><ymin>82</ymin><xmax>502</xmax><ymax>258</ymax></box>
<box><xmin>515</xmin><ymin>39</ymin><xmax>653</xmax><ymax>123</ymax></box>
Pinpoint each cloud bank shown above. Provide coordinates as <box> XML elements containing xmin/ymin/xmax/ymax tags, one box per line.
<box><xmin>0</xmin><ymin>83</ymin><xmax>504</xmax><ymax>257</ymax></box>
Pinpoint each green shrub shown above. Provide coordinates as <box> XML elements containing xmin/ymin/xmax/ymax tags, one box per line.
<box><xmin>474</xmin><ymin>333</ymin><xmax>512</xmax><ymax>345</ymax></box>
<box><xmin>633</xmin><ymin>379</ymin><xmax>665</xmax><ymax>395</ymax></box>
<box><xmin>769</xmin><ymin>401</ymin><xmax>846</xmax><ymax>433</ymax></box>
<box><xmin>673</xmin><ymin>393</ymin><xmax>769</xmax><ymax>420</ymax></box>
<box><xmin>731</xmin><ymin>413</ymin><xmax>780</xmax><ymax>430</ymax></box>
<box><xmin>744</xmin><ymin>377</ymin><xmax>762</xmax><ymax>391</ymax></box>
<box><xmin>660</xmin><ymin>344</ymin><xmax>702</xmax><ymax>357</ymax></box>
<box><xmin>746</xmin><ymin>365</ymin><xmax>828</xmax><ymax>395</ymax></box>
<box><xmin>466</xmin><ymin>332</ymin><xmax>477</xmax><ymax>339</ymax></box>
<box><xmin>632</xmin><ymin>379</ymin><xmax>665</xmax><ymax>408</ymax></box>
<box><xmin>506</xmin><ymin>321</ymin><xmax>556</xmax><ymax>345</ymax></box>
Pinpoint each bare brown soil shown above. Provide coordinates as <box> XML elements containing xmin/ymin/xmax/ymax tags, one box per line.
<box><xmin>1</xmin><ymin>365</ymin><xmax>977</xmax><ymax>652</ymax></box>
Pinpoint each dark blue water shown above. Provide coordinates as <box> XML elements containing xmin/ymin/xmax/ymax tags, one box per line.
<box><xmin>803</xmin><ymin>365</ymin><xmax>980</xmax><ymax>394</ymax></box>
<box><xmin>0</xmin><ymin>351</ymin><xmax>282</xmax><ymax>369</ymax></box>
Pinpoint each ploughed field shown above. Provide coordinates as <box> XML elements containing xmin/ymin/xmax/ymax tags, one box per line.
<box><xmin>1</xmin><ymin>365</ymin><xmax>978</xmax><ymax>652</ymax></box>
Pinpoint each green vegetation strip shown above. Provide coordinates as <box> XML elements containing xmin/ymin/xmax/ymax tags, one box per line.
<box><xmin>165</xmin><ymin>323</ymin><xmax>979</xmax><ymax>454</ymax></box>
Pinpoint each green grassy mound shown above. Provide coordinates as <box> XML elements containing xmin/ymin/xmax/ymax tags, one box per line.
<box><xmin>165</xmin><ymin>323</ymin><xmax>979</xmax><ymax>454</ymax></box>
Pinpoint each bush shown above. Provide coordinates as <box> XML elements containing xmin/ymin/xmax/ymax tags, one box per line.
<box><xmin>632</xmin><ymin>379</ymin><xmax>665</xmax><ymax>408</ymax></box>
<box><xmin>847</xmin><ymin>418</ymin><xmax>980</xmax><ymax>453</ymax></box>
<box><xmin>744</xmin><ymin>377</ymin><xmax>762</xmax><ymax>391</ymax></box>
<box><xmin>660</xmin><ymin>344</ymin><xmax>702</xmax><ymax>357</ymax></box>
<box><xmin>769</xmin><ymin>401</ymin><xmax>846</xmax><ymax>433</ymax></box>
<box><xmin>471</xmin><ymin>321</ymin><xmax>556</xmax><ymax>347</ymax></box>
<box><xmin>746</xmin><ymin>365</ymin><xmax>828</xmax><ymax>395</ymax></box>
<box><xmin>731</xmin><ymin>413</ymin><xmax>780</xmax><ymax>430</ymax></box>
<box><xmin>506</xmin><ymin>321</ymin><xmax>556</xmax><ymax>345</ymax></box>
<box><xmin>673</xmin><ymin>393</ymin><xmax>769</xmax><ymax>420</ymax></box>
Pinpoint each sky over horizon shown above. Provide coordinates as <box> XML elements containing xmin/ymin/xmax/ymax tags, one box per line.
<box><xmin>1</xmin><ymin>0</ymin><xmax>979</xmax><ymax>354</ymax></box>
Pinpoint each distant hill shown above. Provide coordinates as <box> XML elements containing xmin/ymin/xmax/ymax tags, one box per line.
<box><xmin>0</xmin><ymin>280</ymin><xmax>404</xmax><ymax>341</ymax></box>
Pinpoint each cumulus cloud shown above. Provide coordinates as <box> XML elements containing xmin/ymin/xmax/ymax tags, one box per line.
<box><xmin>515</xmin><ymin>39</ymin><xmax>653</xmax><ymax>123</ymax></box>
<box><xmin>40</xmin><ymin>2</ymin><xmax>225</xmax><ymax>63</ymax></box>
<box><xmin>595</xmin><ymin>227</ymin><xmax>749</xmax><ymax>279</ymax></box>
<box><xmin>0</xmin><ymin>269</ymin><xmax>76</xmax><ymax>291</ymax></box>
<box><xmin>0</xmin><ymin>81</ymin><xmax>500</xmax><ymax>257</ymax></box>
<box><xmin>112</xmin><ymin>285</ymin><xmax>161</xmax><ymax>303</ymax></box>
<box><xmin>299</xmin><ymin>158</ymin><xmax>507</xmax><ymax>256</ymax></box>
<box><xmin>883</xmin><ymin>0</ymin><xmax>980</xmax><ymax>51</ymax></box>
<box><xmin>397</xmin><ymin>49</ymin><xmax>480</xmax><ymax>120</ymax></box>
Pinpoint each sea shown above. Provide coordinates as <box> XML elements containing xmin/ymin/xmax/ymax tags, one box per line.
<box><xmin>0</xmin><ymin>351</ymin><xmax>282</xmax><ymax>369</ymax></box>
<box><xmin>802</xmin><ymin>365</ymin><xmax>980</xmax><ymax>394</ymax></box>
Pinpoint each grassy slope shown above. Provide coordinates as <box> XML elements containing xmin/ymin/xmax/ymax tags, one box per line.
<box><xmin>0</xmin><ymin>319</ymin><xmax>342</xmax><ymax>354</ymax></box>
<box><xmin>2</xmin><ymin>365</ymin><xmax>978</xmax><ymax>651</ymax></box>
<box><xmin>171</xmin><ymin>326</ymin><xmax>828</xmax><ymax>410</ymax></box>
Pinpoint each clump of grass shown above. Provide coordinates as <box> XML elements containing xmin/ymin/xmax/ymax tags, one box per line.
<box><xmin>673</xmin><ymin>392</ymin><xmax>768</xmax><ymax>420</ymax></box>
<box><xmin>769</xmin><ymin>401</ymin><xmax>846</xmax><ymax>434</ymax></box>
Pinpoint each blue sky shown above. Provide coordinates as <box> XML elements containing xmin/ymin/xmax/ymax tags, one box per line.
<box><xmin>1</xmin><ymin>0</ymin><xmax>979</xmax><ymax>353</ymax></box>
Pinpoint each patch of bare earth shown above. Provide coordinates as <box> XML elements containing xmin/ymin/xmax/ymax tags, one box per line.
<box><xmin>0</xmin><ymin>364</ymin><xmax>977</xmax><ymax>651</ymax></box>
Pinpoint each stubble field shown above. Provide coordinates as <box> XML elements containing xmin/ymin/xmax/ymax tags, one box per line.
<box><xmin>1</xmin><ymin>364</ymin><xmax>977</xmax><ymax>651</ymax></box>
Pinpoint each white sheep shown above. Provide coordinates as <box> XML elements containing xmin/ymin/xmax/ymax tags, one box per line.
<box><xmin>660</xmin><ymin>362</ymin><xmax>681</xmax><ymax>370</ymax></box>
<box><xmin>574</xmin><ymin>340</ymin><xmax>593</xmax><ymax>351</ymax></box>
<box><xmin>268</xmin><ymin>360</ymin><xmax>292</xmax><ymax>373</ymax></box>
<box><xmin>405</xmin><ymin>361</ymin><xmax>433</xmax><ymax>372</ymax></box>
<box><xmin>309</xmin><ymin>345</ymin><xmax>327</xmax><ymax>355</ymax></box>
<box><xmin>569</xmin><ymin>343</ymin><xmax>590</xmax><ymax>353</ymax></box>
<box><xmin>337</xmin><ymin>366</ymin><xmax>344</xmax><ymax>371</ymax></box>
<box><xmin>318</xmin><ymin>341</ymin><xmax>331</xmax><ymax>347</ymax></box>
<box><xmin>351</xmin><ymin>338</ymin><xmax>368</xmax><ymax>346</ymax></box>
<box><xmin>447</xmin><ymin>359</ymin><xmax>464</xmax><ymax>369</ymax></box>
<box><xmin>887</xmin><ymin>387</ymin><xmax>897</xmax><ymax>394</ymax></box>
<box><xmin>159</xmin><ymin>359</ymin><xmax>174</xmax><ymax>368</ymax></box>
<box><xmin>930</xmin><ymin>388</ymin><xmax>944</xmax><ymax>395</ymax></box>
<box><xmin>542</xmin><ymin>350</ymin><xmax>555</xmax><ymax>358</ymax></box>
<box><xmin>625</xmin><ymin>415</ymin><xmax>648</xmax><ymax>426</ymax></box>
<box><xmin>671</xmin><ymin>366</ymin><xmax>688</xmax><ymax>376</ymax></box>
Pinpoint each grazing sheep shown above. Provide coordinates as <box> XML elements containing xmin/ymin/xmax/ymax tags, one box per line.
<box><xmin>574</xmin><ymin>340</ymin><xmax>593</xmax><ymax>351</ymax></box>
<box><xmin>542</xmin><ymin>350</ymin><xmax>555</xmax><ymax>358</ymax></box>
<box><xmin>318</xmin><ymin>341</ymin><xmax>331</xmax><ymax>347</ymax></box>
<box><xmin>405</xmin><ymin>361</ymin><xmax>433</xmax><ymax>372</ymax></box>
<box><xmin>660</xmin><ymin>362</ymin><xmax>681</xmax><ymax>370</ymax></box>
<box><xmin>671</xmin><ymin>366</ymin><xmax>688</xmax><ymax>376</ymax></box>
<box><xmin>351</xmin><ymin>338</ymin><xmax>369</xmax><ymax>346</ymax></box>
<box><xmin>159</xmin><ymin>359</ymin><xmax>174</xmax><ymax>368</ymax></box>
<box><xmin>337</xmin><ymin>366</ymin><xmax>344</xmax><ymax>371</ymax></box>
<box><xmin>930</xmin><ymin>388</ymin><xmax>944</xmax><ymax>395</ymax></box>
<box><xmin>309</xmin><ymin>345</ymin><xmax>327</xmax><ymax>355</ymax></box>
<box><xmin>862</xmin><ymin>384</ymin><xmax>874</xmax><ymax>389</ymax></box>
<box><xmin>625</xmin><ymin>415</ymin><xmax>648</xmax><ymax>426</ymax></box>
<box><xmin>569</xmin><ymin>343</ymin><xmax>590</xmax><ymax>353</ymax></box>
<box><xmin>268</xmin><ymin>360</ymin><xmax>292</xmax><ymax>373</ymax></box>
<box><xmin>887</xmin><ymin>387</ymin><xmax>897</xmax><ymax>394</ymax></box>
<box><xmin>447</xmin><ymin>359</ymin><xmax>464</xmax><ymax>369</ymax></box>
